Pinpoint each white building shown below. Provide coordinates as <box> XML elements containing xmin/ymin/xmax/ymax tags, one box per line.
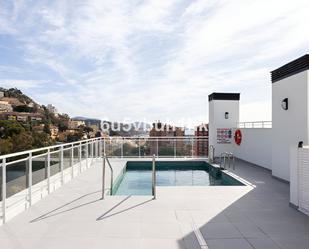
<box><xmin>0</xmin><ymin>91</ymin><xmax>4</xmax><ymax>99</ymax></box>
<box><xmin>208</xmin><ymin>54</ymin><xmax>309</xmax><ymax>214</ymax></box>
<box><xmin>208</xmin><ymin>93</ymin><xmax>240</xmax><ymax>157</ymax></box>
<box><xmin>46</xmin><ymin>104</ymin><xmax>58</xmax><ymax>114</ymax></box>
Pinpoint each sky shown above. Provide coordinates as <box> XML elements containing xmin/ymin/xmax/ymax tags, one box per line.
<box><xmin>0</xmin><ymin>0</ymin><xmax>309</xmax><ymax>127</ymax></box>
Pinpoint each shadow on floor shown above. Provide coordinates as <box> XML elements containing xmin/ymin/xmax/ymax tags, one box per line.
<box><xmin>96</xmin><ymin>196</ymin><xmax>154</xmax><ymax>221</ymax></box>
<box><xmin>177</xmin><ymin>159</ymin><xmax>309</xmax><ymax>249</ymax></box>
<box><xmin>30</xmin><ymin>190</ymin><xmax>101</xmax><ymax>223</ymax></box>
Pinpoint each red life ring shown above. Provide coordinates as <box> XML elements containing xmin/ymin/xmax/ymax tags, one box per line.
<box><xmin>234</xmin><ymin>129</ymin><xmax>242</xmax><ymax>145</ymax></box>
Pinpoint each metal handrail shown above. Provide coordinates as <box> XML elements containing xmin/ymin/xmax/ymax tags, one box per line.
<box><xmin>152</xmin><ymin>154</ymin><xmax>156</xmax><ymax>199</ymax></box>
<box><xmin>209</xmin><ymin>145</ymin><xmax>215</xmax><ymax>163</ymax></box>
<box><xmin>237</xmin><ymin>121</ymin><xmax>272</xmax><ymax>129</ymax></box>
<box><xmin>101</xmin><ymin>153</ymin><xmax>113</xmax><ymax>199</ymax></box>
<box><xmin>220</xmin><ymin>152</ymin><xmax>235</xmax><ymax>170</ymax></box>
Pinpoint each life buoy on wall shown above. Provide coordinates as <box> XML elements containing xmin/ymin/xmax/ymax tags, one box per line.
<box><xmin>234</xmin><ymin>129</ymin><xmax>242</xmax><ymax>145</ymax></box>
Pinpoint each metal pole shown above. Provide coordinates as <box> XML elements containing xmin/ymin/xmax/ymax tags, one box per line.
<box><xmin>99</xmin><ymin>139</ymin><xmax>102</xmax><ymax>158</ymax></box>
<box><xmin>138</xmin><ymin>138</ymin><xmax>141</xmax><ymax>158</ymax></box>
<box><xmin>86</xmin><ymin>143</ymin><xmax>89</xmax><ymax>168</ymax></box>
<box><xmin>2</xmin><ymin>158</ymin><xmax>6</xmax><ymax>224</ymax></box>
<box><xmin>47</xmin><ymin>148</ymin><xmax>51</xmax><ymax>194</ymax></box>
<box><xmin>121</xmin><ymin>138</ymin><xmax>124</xmax><ymax>158</ymax></box>
<box><xmin>156</xmin><ymin>138</ymin><xmax>159</xmax><ymax>158</ymax></box>
<box><xmin>28</xmin><ymin>152</ymin><xmax>32</xmax><ymax>206</ymax></box>
<box><xmin>233</xmin><ymin>155</ymin><xmax>235</xmax><ymax>170</ymax></box>
<box><xmin>60</xmin><ymin>145</ymin><xmax>64</xmax><ymax>185</ymax></box>
<box><xmin>71</xmin><ymin>145</ymin><xmax>74</xmax><ymax>178</ymax></box>
<box><xmin>103</xmin><ymin>138</ymin><xmax>106</xmax><ymax>157</ymax></box>
<box><xmin>79</xmin><ymin>142</ymin><xmax>82</xmax><ymax>173</ymax></box>
<box><xmin>191</xmin><ymin>138</ymin><xmax>194</xmax><ymax>158</ymax></box>
<box><xmin>174</xmin><ymin>138</ymin><xmax>176</xmax><ymax>158</ymax></box>
<box><xmin>152</xmin><ymin>154</ymin><xmax>156</xmax><ymax>199</ymax></box>
<box><xmin>102</xmin><ymin>154</ymin><xmax>106</xmax><ymax>199</ymax></box>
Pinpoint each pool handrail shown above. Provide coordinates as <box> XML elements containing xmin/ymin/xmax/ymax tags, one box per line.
<box><xmin>152</xmin><ymin>154</ymin><xmax>156</xmax><ymax>199</ymax></box>
<box><xmin>101</xmin><ymin>153</ymin><xmax>113</xmax><ymax>199</ymax></box>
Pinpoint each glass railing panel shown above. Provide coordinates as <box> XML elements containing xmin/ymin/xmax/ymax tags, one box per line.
<box><xmin>6</xmin><ymin>157</ymin><xmax>28</xmax><ymax>198</ymax></box>
<box><xmin>139</xmin><ymin>138</ymin><xmax>152</xmax><ymax>157</ymax></box>
<box><xmin>157</xmin><ymin>138</ymin><xmax>175</xmax><ymax>157</ymax></box>
<box><xmin>123</xmin><ymin>138</ymin><xmax>139</xmax><ymax>157</ymax></box>
<box><xmin>73</xmin><ymin>146</ymin><xmax>79</xmax><ymax>164</ymax></box>
<box><xmin>32</xmin><ymin>151</ymin><xmax>48</xmax><ymax>186</ymax></box>
<box><xmin>63</xmin><ymin>147</ymin><xmax>72</xmax><ymax>169</ymax></box>
<box><xmin>50</xmin><ymin>150</ymin><xmax>61</xmax><ymax>176</ymax></box>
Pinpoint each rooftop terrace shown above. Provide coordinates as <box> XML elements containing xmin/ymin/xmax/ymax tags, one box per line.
<box><xmin>1</xmin><ymin>153</ymin><xmax>309</xmax><ymax>249</ymax></box>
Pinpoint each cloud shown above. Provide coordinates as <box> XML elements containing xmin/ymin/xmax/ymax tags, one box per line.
<box><xmin>0</xmin><ymin>0</ymin><xmax>309</xmax><ymax>125</ymax></box>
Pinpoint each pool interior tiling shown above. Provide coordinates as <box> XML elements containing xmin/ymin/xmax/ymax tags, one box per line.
<box><xmin>114</xmin><ymin>161</ymin><xmax>243</xmax><ymax>195</ymax></box>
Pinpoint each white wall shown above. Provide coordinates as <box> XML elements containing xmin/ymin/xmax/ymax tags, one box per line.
<box><xmin>272</xmin><ymin>70</ymin><xmax>309</xmax><ymax>181</ymax></box>
<box><xmin>209</xmin><ymin>99</ymin><xmax>239</xmax><ymax>157</ymax></box>
<box><xmin>233</xmin><ymin>128</ymin><xmax>272</xmax><ymax>170</ymax></box>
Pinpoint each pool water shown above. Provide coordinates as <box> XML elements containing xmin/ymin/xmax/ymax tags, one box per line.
<box><xmin>114</xmin><ymin>161</ymin><xmax>243</xmax><ymax>195</ymax></box>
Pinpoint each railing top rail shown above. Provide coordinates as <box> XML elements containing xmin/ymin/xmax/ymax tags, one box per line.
<box><xmin>0</xmin><ymin>137</ymin><xmax>102</xmax><ymax>160</ymax></box>
<box><xmin>237</xmin><ymin>121</ymin><xmax>272</xmax><ymax>128</ymax></box>
<box><xmin>0</xmin><ymin>135</ymin><xmax>209</xmax><ymax>161</ymax></box>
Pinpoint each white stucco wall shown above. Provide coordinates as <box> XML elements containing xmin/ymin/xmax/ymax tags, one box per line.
<box><xmin>233</xmin><ymin>128</ymin><xmax>272</xmax><ymax>170</ymax></box>
<box><xmin>209</xmin><ymin>99</ymin><xmax>239</xmax><ymax>157</ymax></box>
<box><xmin>272</xmin><ymin>70</ymin><xmax>309</xmax><ymax>181</ymax></box>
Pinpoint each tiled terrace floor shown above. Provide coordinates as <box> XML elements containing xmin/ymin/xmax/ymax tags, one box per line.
<box><xmin>1</xmin><ymin>159</ymin><xmax>309</xmax><ymax>249</ymax></box>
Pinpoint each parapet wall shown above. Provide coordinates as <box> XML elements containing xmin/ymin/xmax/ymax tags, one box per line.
<box><xmin>233</xmin><ymin>128</ymin><xmax>272</xmax><ymax>170</ymax></box>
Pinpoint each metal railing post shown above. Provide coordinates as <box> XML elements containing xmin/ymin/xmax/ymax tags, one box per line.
<box><xmin>86</xmin><ymin>142</ymin><xmax>89</xmax><ymax>168</ymax></box>
<box><xmin>28</xmin><ymin>152</ymin><xmax>32</xmax><ymax>206</ymax></box>
<box><xmin>191</xmin><ymin>138</ymin><xmax>194</xmax><ymax>158</ymax></box>
<box><xmin>156</xmin><ymin>138</ymin><xmax>159</xmax><ymax>158</ymax></box>
<box><xmin>60</xmin><ymin>145</ymin><xmax>64</xmax><ymax>185</ymax></box>
<box><xmin>99</xmin><ymin>139</ymin><xmax>102</xmax><ymax>158</ymax></box>
<box><xmin>103</xmin><ymin>138</ymin><xmax>106</xmax><ymax>158</ymax></box>
<box><xmin>79</xmin><ymin>142</ymin><xmax>82</xmax><ymax>173</ymax></box>
<box><xmin>102</xmin><ymin>154</ymin><xmax>106</xmax><ymax>199</ymax></box>
<box><xmin>174</xmin><ymin>138</ymin><xmax>176</xmax><ymax>158</ymax></box>
<box><xmin>71</xmin><ymin>144</ymin><xmax>74</xmax><ymax>178</ymax></box>
<box><xmin>121</xmin><ymin>138</ymin><xmax>124</xmax><ymax>158</ymax></box>
<box><xmin>152</xmin><ymin>154</ymin><xmax>156</xmax><ymax>199</ymax></box>
<box><xmin>138</xmin><ymin>138</ymin><xmax>141</xmax><ymax>158</ymax></box>
<box><xmin>2</xmin><ymin>158</ymin><xmax>6</xmax><ymax>224</ymax></box>
<box><xmin>47</xmin><ymin>148</ymin><xmax>51</xmax><ymax>194</ymax></box>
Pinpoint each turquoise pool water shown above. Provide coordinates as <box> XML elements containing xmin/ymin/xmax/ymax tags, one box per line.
<box><xmin>114</xmin><ymin>161</ymin><xmax>243</xmax><ymax>195</ymax></box>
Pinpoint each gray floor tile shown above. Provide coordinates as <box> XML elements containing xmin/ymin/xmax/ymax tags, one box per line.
<box><xmin>200</xmin><ymin>223</ymin><xmax>243</xmax><ymax>239</ymax></box>
<box><xmin>247</xmin><ymin>238</ymin><xmax>281</xmax><ymax>249</ymax></box>
<box><xmin>207</xmin><ymin>238</ymin><xmax>254</xmax><ymax>249</ymax></box>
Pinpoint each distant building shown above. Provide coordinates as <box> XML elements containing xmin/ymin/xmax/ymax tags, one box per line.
<box><xmin>68</xmin><ymin>120</ymin><xmax>85</xmax><ymax>129</ymax></box>
<box><xmin>149</xmin><ymin>122</ymin><xmax>185</xmax><ymax>156</ymax></box>
<box><xmin>0</xmin><ymin>101</ymin><xmax>13</xmax><ymax>113</ymax></box>
<box><xmin>47</xmin><ymin>104</ymin><xmax>58</xmax><ymax>114</ymax></box>
<box><xmin>89</xmin><ymin>124</ymin><xmax>100</xmax><ymax>132</ymax></box>
<box><xmin>50</xmin><ymin>125</ymin><xmax>59</xmax><ymax>139</ymax></box>
<box><xmin>194</xmin><ymin>124</ymin><xmax>209</xmax><ymax>156</ymax></box>
<box><xmin>0</xmin><ymin>112</ymin><xmax>43</xmax><ymax>122</ymax></box>
<box><xmin>0</xmin><ymin>91</ymin><xmax>4</xmax><ymax>99</ymax></box>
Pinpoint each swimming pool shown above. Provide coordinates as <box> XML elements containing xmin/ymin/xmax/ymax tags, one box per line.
<box><xmin>114</xmin><ymin>161</ymin><xmax>244</xmax><ymax>195</ymax></box>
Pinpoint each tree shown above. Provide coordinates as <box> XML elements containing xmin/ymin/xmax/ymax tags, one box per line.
<box><xmin>0</xmin><ymin>120</ymin><xmax>25</xmax><ymax>139</ymax></box>
<box><xmin>0</xmin><ymin>138</ymin><xmax>13</xmax><ymax>155</ymax></box>
<box><xmin>32</xmin><ymin>132</ymin><xmax>53</xmax><ymax>148</ymax></box>
<box><xmin>11</xmin><ymin>132</ymin><xmax>33</xmax><ymax>152</ymax></box>
<box><xmin>43</xmin><ymin>123</ymin><xmax>51</xmax><ymax>135</ymax></box>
